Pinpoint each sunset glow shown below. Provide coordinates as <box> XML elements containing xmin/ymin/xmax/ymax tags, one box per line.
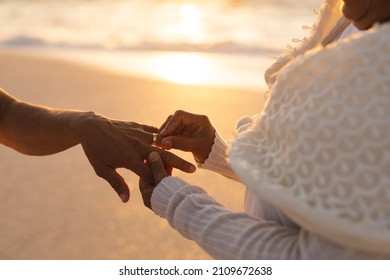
<box><xmin>180</xmin><ymin>4</ymin><xmax>201</xmax><ymax>22</ymax></box>
<box><xmin>153</xmin><ymin>53</ymin><xmax>211</xmax><ymax>85</ymax></box>
<box><xmin>178</xmin><ymin>4</ymin><xmax>204</xmax><ymax>42</ymax></box>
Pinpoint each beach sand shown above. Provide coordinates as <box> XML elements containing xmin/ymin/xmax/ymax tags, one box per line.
<box><xmin>0</xmin><ymin>49</ymin><xmax>265</xmax><ymax>259</ymax></box>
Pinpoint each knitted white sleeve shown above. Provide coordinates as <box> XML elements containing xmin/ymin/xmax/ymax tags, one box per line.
<box><xmin>198</xmin><ymin>131</ymin><xmax>239</xmax><ymax>181</ymax></box>
<box><xmin>151</xmin><ymin>177</ymin><xmax>387</xmax><ymax>259</ymax></box>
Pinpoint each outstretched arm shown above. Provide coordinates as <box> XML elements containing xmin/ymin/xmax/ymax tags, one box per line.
<box><xmin>0</xmin><ymin>88</ymin><xmax>82</xmax><ymax>155</ymax></box>
<box><xmin>0</xmin><ymin>88</ymin><xmax>195</xmax><ymax>202</ymax></box>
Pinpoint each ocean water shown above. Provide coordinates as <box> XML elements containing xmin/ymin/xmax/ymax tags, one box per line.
<box><xmin>0</xmin><ymin>0</ymin><xmax>323</xmax><ymax>89</ymax></box>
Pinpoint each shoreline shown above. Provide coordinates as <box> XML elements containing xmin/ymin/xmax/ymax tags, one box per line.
<box><xmin>0</xmin><ymin>46</ymin><xmax>270</xmax><ymax>92</ymax></box>
<box><xmin>0</xmin><ymin>49</ymin><xmax>265</xmax><ymax>259</ymax></box>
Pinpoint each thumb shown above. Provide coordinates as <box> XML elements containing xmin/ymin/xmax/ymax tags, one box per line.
<box><xmin>161</xmin><ymin>136</ymin><xmax>196</xmax><ymax>152</ymax></box>
<box><xmin>98</xmin><ymin>167</ymin><xmax>130</xmax><ymax>203</ymax></box>
<box><xmin>148</xmin><ymin>152</ymin><xmax>168</xmax><ymax>185</ymax></box>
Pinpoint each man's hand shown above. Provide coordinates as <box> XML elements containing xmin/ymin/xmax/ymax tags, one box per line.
<box><xmin>75</xmin><ymin>112</ymin><xmax>195</xmax><ymax>202</ymax></box>
<box><xmin>0</xmin><ymin>88</ymin><xmax>193</xmax><ymax>203</ymax></box>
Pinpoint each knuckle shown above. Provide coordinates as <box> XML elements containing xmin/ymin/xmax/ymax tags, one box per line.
<box><xmin>110</xmin><ymin>180</ymin><xmax>123</xmax><ymax>190</ymax></box>
<box><xmin>94</xmin><ymin>167</ymin><xmax>106</xmax><ymax>178</ymax></box>
<box><xmin>175</xmin><ymin>110</ymin><xmax>186</xmax><ymax>117</ymax></box>
<box><xmin>164</xmin><ymin>152</ymin><xmax>179</xmax><ymax>164</ymax></box>
<box><xmin>200</xmin><ymin>114</ymin><xmax>209</xmax><ymax>122</ymax></box>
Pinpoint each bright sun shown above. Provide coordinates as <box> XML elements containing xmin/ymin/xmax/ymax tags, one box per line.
<box><xmin>180</xmin><ymin>4</ymin><xmax>201</xmax><ymax>21</ymax></box>
<box><xmin>178</xmin><ymin>4</ymin><xmax>203</xmax><ymax>42</ymax></box>
<box><xmin>149</xmin><ymin>5</ymin><xmax>209</xmax><ymax>86</ymax></box>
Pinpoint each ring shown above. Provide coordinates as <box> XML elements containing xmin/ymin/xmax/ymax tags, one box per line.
<box><xmin>152</xmin><ymin>133</ymin><xmax>158</xmax><ymax>146</ymax></box>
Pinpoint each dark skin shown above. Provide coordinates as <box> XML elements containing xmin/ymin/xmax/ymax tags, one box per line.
<box><xmin>139</xmin><ymin>152</ymin><xmax>172</xmax><ymax>209</ymax></box>
<box><xmin>140</xmin><ymin>111</ymin><xmax>215</xmax><ymax>209</ymax></box>
<box><xmin>0</xmin><ymin>88</ymin><xmax>196</xmax><ymax>203</ymax></box>
<box><xmin>158</xmin><ymin>110</ymin><xmax>215</xmax><ymax>164</ymax></box>
<box><xmin>342</xmin><ymin>0</ymin><xmax>390</xmax><ymax>30</ymax></box>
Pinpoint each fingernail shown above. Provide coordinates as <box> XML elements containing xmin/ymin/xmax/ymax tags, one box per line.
<box><xmin>189</xmin><ymin>165</ymin><xmax>196</xmax><ymax>173</ymax></box>
<box><xmin>120</xmin><ymin>193</ymin><xmax>128</xmax><ymax>203</ymax></box>
<box><xmin>161</xmin><ymin>139</ymin><xmax>172</xmax><ymax>149</ymax></box>
<box><xmin>149</xmin><ymin>151</ymin><xmax>160</xmax><ymax>162</ymax></box>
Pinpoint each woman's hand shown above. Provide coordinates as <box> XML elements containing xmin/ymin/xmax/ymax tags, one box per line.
<box><xmin>159</xmin><ymin>110</ymin><xmax>215</xmax><ymax>164</ymax></box>
<box><xmin>139</xmin><ymin>151</ymin><xmax>170</xmax><ymax>209</ymax></box>
<box><xmin>341</xmin><ymin>0</ymin><xmax>390</xmax><ymax>30</ymax></box>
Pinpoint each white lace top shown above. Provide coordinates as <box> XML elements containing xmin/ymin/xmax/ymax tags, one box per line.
<box><xmin>229</xmin><ymin>20</ymin><xmax>390</xmax><ymax>254</ymax></box>
<box><xmin>244</xmin><ymin>21</ymin><xmax>361</xmax><ymax>220</ymax></box>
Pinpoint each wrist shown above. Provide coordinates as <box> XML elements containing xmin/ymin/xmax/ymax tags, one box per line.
<box><xmin>194</xmin><ymin>128</ymin><xmax>216</xmax><ymax>164</ymax></box>
<box><xmin>197</xmin><ymin>130</ymin><xmax>229</xmax><ymax>169</ymax></box>
<box><xmin>68</xmin><ymin>110</ymin><xmax>97</xmax><ymax>143</ymax></box>
<box><xmin>151</xmin><ymin>176</ymin><xmax>188</xmax><ymax>218</ymax></box>
<box><xmin>0</xmin><ymin>89</ymin><xmax>17</xmax><ymax>129</ymax></box>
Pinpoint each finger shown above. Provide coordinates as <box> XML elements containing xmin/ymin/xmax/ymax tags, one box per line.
<box><xmin>134</xmin><ymin>144</ymin><xmax>195</xmax><ymax>175</ymax></box>
<box><xmin>135</xmin><ymin>130</ymin><xmax>163</xmax><ymax>146</ymax></box>
<box><xmin>160</xmin><ymin>135</ymin><xmax>197</xmax><ymax>151</ymax></box>
<box><xmin>160</xmin><ymin>110</ymin><xmax>203</xmax><ymax>137</ymax></box>
<box><xmin>126</xmin><ymin>159</ymin><xmax>154</xmax><ymax>185</ymax></box>
<box><xmin>150</xmin><ymin>132</ymin><xmax>163</xmax><ymax>147</ymax></box>
<box><xmin>160</xmin><ymin>111</ymin><xmax>189</xmax><ymax>136</ymax></box>
<box><xmin>96</xmin><ymin>166</ymin><xmax>130</xmax><ymax>203</ymax></box>
<box><xmin>165</xmin><ymin>165</ymin><xmax>173</xmax><ymax>176</ymax></box>
<box><xmin>139</xmin><ymin>177</ymin><xmax>154</xmax><ymax>209</ymax></box>
<box><xmin>158</xmin><ymin>115</ymin><xmax>172</xmax><ymax>133</ymax></box>
<box><xmin>159</xmin><ymin>150</ymin><xmax>196</xmax><ymax>173</ymax></box>
<box><xmin>140</xmin><ymin>124</ymin><xmax>159</xmax><ymax>133</ymax></box>
<box><xmin>148</xmin><ymin>152</ymin><xmax>169</xmax><ymax>185</ymax></box>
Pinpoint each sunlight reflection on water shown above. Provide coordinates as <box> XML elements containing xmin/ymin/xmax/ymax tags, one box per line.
<box><xmin>38</xmin><ymin>49</ymin><xmax>272</xmax><ymax>90</ymax></box>
<box><xmin>152</xmin><ymin>53</ymin><xmax>213</xmax><ymax>85</ymax></box>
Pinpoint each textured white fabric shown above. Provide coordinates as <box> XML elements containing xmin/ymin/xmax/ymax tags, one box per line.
<box><xmin>151</xmin><ymin>177</ymin><xmax>389</xmax><ymax>259</ymax></box>
<box><xmin>245</xmin><ymin>5</ymin><xmax>362</xmax><ymax>230</ymax></box>
<box><xmin>198</xmin><ymin>131</ymin><xmax>239</xmax><ymax>181</ymax></box>
<box><xmin>264</xmin><ymin>0</ymin><xmax>344</xmax><ymax>87</ymax></box>
<box><xmin>338</xmin><ymin>23</ymin><xmax>360</xmax><ymax>39</ymax></box>
<box><xmin>229</xmin><ymin>22</ymin><xmax>390</xmax><ymax>253</ymax></box>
